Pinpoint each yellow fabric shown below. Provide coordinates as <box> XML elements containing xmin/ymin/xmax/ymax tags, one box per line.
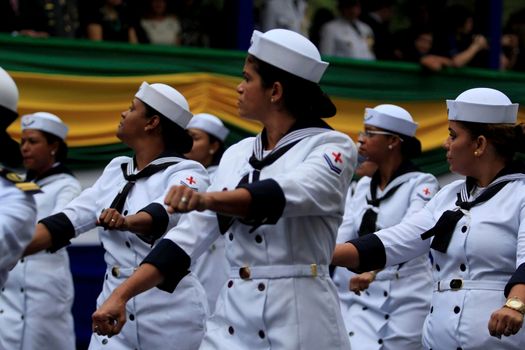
<box><xmin>7</xmin><ymin>71</ymin><xmax>524</xmax><ymax>150</ymax></box>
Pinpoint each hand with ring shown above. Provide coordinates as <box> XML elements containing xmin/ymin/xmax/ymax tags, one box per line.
<box><xmin>164</xmin><ymin>185</ymin><xmax>207</xmax><ymax>214</ymax></box>
<box><xmin>98</xmin><ymin>208</ymin><xmax>128</xmax><ymax>230</ymax></box>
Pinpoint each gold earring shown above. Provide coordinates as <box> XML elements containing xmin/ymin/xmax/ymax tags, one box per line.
<box><xmin>51</xmin><ymin>150</ymin><xmax>56</xmax><ymax>156</ymax></box>
<box><xmin>270</xmin><ymin>98</ymin><xmax>274</xmax><ymax>103</ymax></box>
<box><xmin>388</xmin><ymin>145</ymin><xmax>393</xmax><ymax>150</ymax></box>
<box><xmin>474</xmin><ymin>151</ymin><xmax>479</xmax><ymax>156</ymax></box>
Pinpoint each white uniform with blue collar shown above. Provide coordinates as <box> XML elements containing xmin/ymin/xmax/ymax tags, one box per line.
<box><xmin>334</xmin><ymin>170</ymin><xmax>438</xmax><ymax>350</ymax></box>
<box><xmin>148</xmin><ymin>128</ymin><xmax>357</xmax><ymax>350</ymax></box>
<box><xmin>355</xmin><ymin>174</ymin><xmax>525</xmax><ymax>350</ymax></box>
<box><xmin>0</xmin><ymin>177</ymin><xmax>36</xmax><ymax>288</ymax></box>
<box><xmin>46</xmin><ymin>156</ymin><xmax>210</xmax><ymax>350</ymax></box>
<box><xmin>0</xmin><ymin>170</ymin><xmax>81</xmax><ymax>350</ymax></box>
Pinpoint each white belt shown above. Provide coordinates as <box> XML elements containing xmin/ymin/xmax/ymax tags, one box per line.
<box><xmin>374</xmin><ymin>264</ymin><xmax>427</xmax><ymax>281</ymax></box>
<box><xmin>229</xmin><ymin>264</ymin><xmax>329</xmax><ymax>280</ymax></box>
<box><xmin>107</xmin><ymin>266</ymin><xmax>137</xmax><ymax>279</ymax></box>
<box><xmin>434</xmin><ymin>279</ymin><xmax>507</xmax><ymax>292</ymax></box>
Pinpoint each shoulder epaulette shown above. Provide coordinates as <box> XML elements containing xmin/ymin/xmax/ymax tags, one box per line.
<box><xmin>0</xmin><ymin>167</ymin><xmax>41</xmax><ymax>194</ymax></box>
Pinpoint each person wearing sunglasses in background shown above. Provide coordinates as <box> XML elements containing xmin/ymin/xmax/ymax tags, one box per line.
<box><xmin>333</xmin><ymin>104</ymin><xmax>438</xmax><ymax>349</ymax></box>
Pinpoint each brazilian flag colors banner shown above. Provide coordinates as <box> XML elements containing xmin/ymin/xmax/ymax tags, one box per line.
<box><xmin>1</xmin><ymin>34</ymin><xmax>524</xmax><ymax>174</ymax></box>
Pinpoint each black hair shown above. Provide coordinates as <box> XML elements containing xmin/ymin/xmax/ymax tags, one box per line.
<box><xmin>385</xmin><ymin>130</ymin><xmax>422</xmax><ymax>159</ymax></box>
<box><xmin>248</xmin><ymin>55</ymin><xmax>336</xmax><ymax>120</ymax></box>
<box><xmin>0</xmin><ymin>105</ymin><xmax>18</xmax><ymax>130</ymax></box>
<box><xmin>446</xmin><ymin>4</ymin><xmax>473</xmax><ymax>32</ymax></box>
<box><xmin>41</xmin><ymin>131</ymin><xmax>68</xmax><ymax>163</ymax></box>
<box><xmin>144</xmin><ymin>103</ymin><xmax>193</xmax><ymax>154</ymax></box>
<box><xmin>458</xmin><ymin>121</ymin><xmax>525</xmax><ymax>162</ymax></box>
<box><xmin>399</xmin><ymin>135</ymin><xmax>422</xmax><ymax>159</ymax></box>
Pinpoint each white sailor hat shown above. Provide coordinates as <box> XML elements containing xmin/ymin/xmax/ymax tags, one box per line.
<box><xmin>187</xmin><ymin>113</ymin><xmax>229</xmax><ymax>142</ymax></box>
<box><xmin>446</xmin><ymin>87</ymin><xmax>519</xmax><ymax>124</ymax></box>
<box><xmin>21</xmin><ymin>112</ymin><xmax>68</xmax><ymax>140</ymax></box>
<box><xmin>364</xmin><ymin>104</ymin><xmax>418</xmax><ymax>137</ymax></box>
<box><xmin>135</xmin><ymin>82</ymin><xmax>193</xmax><ymax>128</ymax></box>
<box><xmin>248</xmin><ymin>29</ymin><xmax>328</xmax><ymax>83</ymax></box>
<box><xmin>0</xmin><ymin>67</ymin><xmax>18</xmax><ymax>113</ymax></box>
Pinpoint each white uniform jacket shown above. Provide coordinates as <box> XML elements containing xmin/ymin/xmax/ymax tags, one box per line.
<box><xmin>261</xmin><ymin>0</ymin><xmax>308</xmax><ymax>35</ymax></box>
<box><xmin>0</xmin><ymin>167</ymin><xmax>81</xmax><ymax>350</ymax></box>
<box><xmin>334</xmin><ymin>168</ymin><xmax>438</xmax><ymax>350</ymax></box>
<box><xmin>40</xmin><ymin>156</ymin><xmax>210</xmax><ymax>350</ymax></box>
<box><xmin>320</xmin><ymin>18</ymin><xmax>375</xmax><ymax>60</ymax></box>
<box><xmin>351</xmin><ymin>167</ymin><xmax>525</xmax><ymax>350</ymax></box>
<box><xmin>191</xmin><ymin>165</ymin><xmax>229</xmax><ymax>314</ymax></box>
<box><xmin>0</xmin><ymin>176</ymin><xmax>36</xmax><ymax>288</ymax></box>
<box><xmin>144</xmin><ymin>124</ymin><xmax>358</xmax><ymax>350</ymax></box>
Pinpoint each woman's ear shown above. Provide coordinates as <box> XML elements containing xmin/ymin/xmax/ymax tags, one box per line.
<box><xmin>270</xmin><ymin>81</ymin><xmax>284</xmax><ymax>103</ymax></box>
<box><xmin>475</xmin><ymin>135</ymin><xmax>488</xmax><ymax>156</ymax></box>
<box><xmin>389</xmin><ymin>135</ymin><xmax>402</xmax><ymax>150</ymax></box>
<box><xmin>209</xmin><ymin>140</ymin><xmax>220</xmax><ymax>155</ymax></box>
<box><xmin>145</xmin><ymin>115</ymin><xmax>161</xmax><ymax>132</ymax></box>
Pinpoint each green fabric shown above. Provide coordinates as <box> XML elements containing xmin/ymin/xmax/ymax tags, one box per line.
<box><xmin>2</xmin><ymin>34</ymin><xmax>525</xmax><ymax>103</ymax></box>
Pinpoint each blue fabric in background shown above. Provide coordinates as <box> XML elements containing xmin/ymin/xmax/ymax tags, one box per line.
<box><xmin>67</xmin><ymin>245</ymin><xmax>106</xmax><ymax>350</ymax></box>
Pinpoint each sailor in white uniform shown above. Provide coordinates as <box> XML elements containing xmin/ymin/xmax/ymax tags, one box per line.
<box><xmin>0</xmin><ymin>175</ymin><xmax>36</xmax><ymax>290</ymax></box>
<box><xmin>334</xmin><ymin>104</ymin><xmax>438</xmax><ymax>349</ymax></box>
<box><xmin>319</xmin><ymin>0</ymin><xmax>375</xmax><ymax>60</ymax></box>
<box><xmin>333</xmin><ymin>88</ymin><xmax>525</xmax><ymax>350</ymax></box>
<box><xmin>0</xmin><ymin>67</ymin><xmax>37</xmax><ymax>291</ymax></box>
<box><xmin>0</xmin><ymin>112</ymin><xmax>81</xmax><ymax>350</ymax></box>
<box><xmin>93</xmin><ymin>29</ymin><xmax>357</xmax><ymax>350</ymax></box>
<box><xmin>185</xmin><ymin>113</ymin><xmax>230</xmax><ymax>313</ymax></box>
<box><xmin>24</xmin><ymin>83</ymin><xmax>210</xmax><ymax>350</ymax></box>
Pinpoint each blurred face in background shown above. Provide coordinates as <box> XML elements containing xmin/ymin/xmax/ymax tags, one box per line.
<box><xmin>20</xmin><ymin>129</ymin><xmax>57</xmax><ymax>175</ymax></box>
<box><xmin>415</xmin><ymin>32</ymin><xmax>433</xmax><ymax>55</ymax></box>
<box><xmin>184</xmin><ymin>128</ymin><xmax>219</xmax><ymax>168</ymax></box>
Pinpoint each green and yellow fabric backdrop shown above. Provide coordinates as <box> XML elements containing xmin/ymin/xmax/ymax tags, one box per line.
<box><xmin>1</xmin><ymin>34</ymin><xmax>524</xmax><ymax>174</ymax></box>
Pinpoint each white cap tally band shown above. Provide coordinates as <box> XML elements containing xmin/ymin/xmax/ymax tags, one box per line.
<box><xmin>446</xmin><ymin>88</ymin><xmax>518</xmax><ymax>124</ymax></box>
<box><xmin>135</xmin><ymin>82</ymin><xmax>193</xmax><ymax>128</ymax></box>
<box><xmin>248</xmin><ymin>29</ymin><xmax>328</xmax><ymax>83</ymax></box>
<box><xmin>187</xmin><ymin>113</ymin><xmax>229</xmax><ymax>141</ymax></box>
<box><xmin>21</xmin><ymin>112</ymin><xmax>68</xmax><ymax>140</ymax></box>
<box><xmin>364</xmin><ymin>104</ymin><xmax>418</xmax><ymax>137</ymax></box>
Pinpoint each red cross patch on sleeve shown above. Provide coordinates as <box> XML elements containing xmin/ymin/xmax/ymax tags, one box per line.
<box><xmin>416</xmin><ymin>185</ymin><xmax>434</xmax><ymax>201</ymax></box>
<box><xmin>323</xmin><ymin>150</ymin><xmax>344</xmax><ymax>176</ymax></box>
<box><xmin>180</xmin><ymin>175</ymin><xmax>198</xmax><ymax>191</ymax></box>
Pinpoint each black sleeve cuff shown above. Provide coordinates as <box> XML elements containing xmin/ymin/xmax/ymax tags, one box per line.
<box><xmin>348</xmin><ymin>234</ymin><xmax>387</xmax><ymax>273</ymax></box>
<box><xmin>505</xmin><ymin>262</ymin><xmax>525</xmax><ymax>297</ymax></box>
<box><xmin>237</xmin><ymin>179</ymin><xmax>285</xmax><ymax>227</ymax></box>
<box><xmin>136</xmin><ymin>203</ymin><xmax>169</xmax><ymax>245</ymax></box>
<box><xmin>141</xmin><ymin>239</ymin><xmax>191</xmax><ymax>293</ymax></box>
<box><xmin>39</xmin><ymin>212</ymin><xmax>75</xmax><ymax>253</ymax></box>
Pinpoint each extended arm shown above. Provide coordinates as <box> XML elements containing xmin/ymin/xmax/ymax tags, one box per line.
<box><xmin>92</xmin><ymin>263</ymin><xmax>163</xmax><ymax>336</ymax></box>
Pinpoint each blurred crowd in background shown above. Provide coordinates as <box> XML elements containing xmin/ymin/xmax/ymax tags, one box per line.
<box><xmin>0</xmin><ymin>0</ymin><xmax>524</xmax><ymax>72</ymax></box>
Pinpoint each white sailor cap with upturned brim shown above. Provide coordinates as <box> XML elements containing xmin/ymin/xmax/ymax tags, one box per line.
<box><xmin>135</xmin><ymin>82</ymin><xmax>192</xmax><ymax>128</ymax></box>
<box><xmin>0</xmin><ymin>67</ymin><xmax>19</xmax><ymax>113</ymax></box>
<box><xmin>447</xmin><ymin>87</ymin><xmax>519</xmax><ymax>124</ymax></box>
<box><xmin>364</xmin><ymin>104</ymin><xmax>418</xmax><ymax>137</ymax></box>
<box><xmin>21</xmin><ymin>112</ymin><xmax>68</xmax><ymax>140</ymax></box>
<box><xmin>187</xmin><ymin>113</ymin><xmax>229</xmax><ymax>141</ymax></box>
<box><xmin>248</xmin><ymin>29</ymin><xmax>328</xmax><ymax>83</ymax></box>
